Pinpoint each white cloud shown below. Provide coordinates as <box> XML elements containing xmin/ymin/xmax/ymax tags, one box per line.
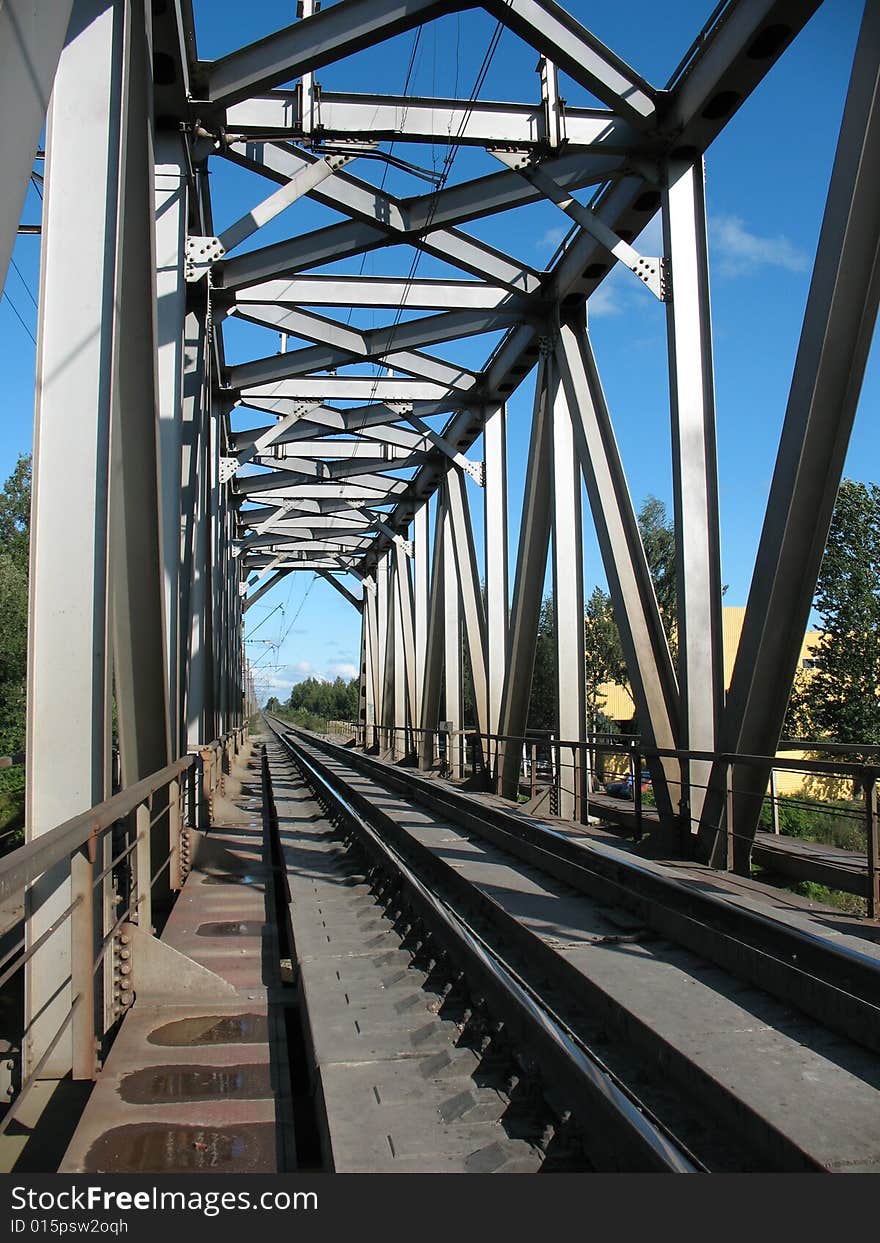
<box><xmin>326</xmin><ymin>662</ymin><xmax>358</xmax><ymax>680</ymax></box>
<box><xmin>535</xmin><ymin>225</ymin><xmax>567</xmax><ymax>254</ymax></box>
<box><xmin>587</xmin><ymin>282</ymin><xmax>624</xmax><ymax>318</ymax></box>
<box><xmin>291</xmin><ymin>660</ymin><xmax>313</xmax><ymax>677</ymax></box>
<box><xmin>711</xmin><ymin>213</ymin><xmax>809</xmax><ymax>278</ymax></box>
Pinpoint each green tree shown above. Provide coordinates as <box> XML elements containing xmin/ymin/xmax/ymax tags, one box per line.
<box><xmin>637</xmin><ymin>495</ymin><xmax>677</xmax><ymax>656</ymax></box>
<box><xmin>0</xmin><ymin>455</ymin><xmax>31</xmax><ymax>834</ymax></box>
<box><xmin>800</xmin><ymin>479</ymin><xmax>880</xmax><ymax>747</ymax></box>
<box><xmin>287</xmin><ymin>674</ymin><xmax>359</xmax><ymax>722</ymax></box>
<box><xmin>527</xmin><ymin>597</ymin><xmax>556</xmax><ymax>733</ymax></box>
<box><xmin>584</xmin><ymin>586</ymin><xmax>626</xmax><ymax>729</ymax></box>
<box><xmin>0</xmin><ymin>455</ymin><xmax>31</xmax><ymax>565</ymax></box>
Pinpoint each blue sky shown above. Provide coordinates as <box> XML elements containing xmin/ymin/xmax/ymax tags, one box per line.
<box><xmin>2</xmin><ymin>0</ymin><xmax>874</xmax><ymax>705</ymax></box>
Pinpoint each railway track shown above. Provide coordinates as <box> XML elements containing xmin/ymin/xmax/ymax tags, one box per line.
<box><xmin>266</xmin><ymin>718</ymin><xmax>880</xmax><ymax>1173</ymax></box>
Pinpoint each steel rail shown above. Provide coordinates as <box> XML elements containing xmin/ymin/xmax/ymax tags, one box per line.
<box><xmin>272</xmin><ymin>721</ymin><xmax>702</xmax><ymax>1173</ymax></box>
<box><xmin>272</xmin><ymin>720</ymin><xmax>880</xmax><ymax>1059</ymax></box>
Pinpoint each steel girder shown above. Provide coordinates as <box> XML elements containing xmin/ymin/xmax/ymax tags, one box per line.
<box><xmin>25</xmin><ymin>0</ymin><xmax>124</xmax><ymax>1081</ymax></box>
<box><xmin>13</xmin><ymin>0</ymin><xmax>875</xmax><ymax>993</ymax></box>
<box><xmin>22</xmin><ymin>0</ymin><xmax>243</xmax><ymax>1078</ymax></box>
<box><xmin>0</xmin><ymin>0</ymin><xmax>74</xmax><ymax>289</ymax></box>
<box><xmin>706</xmin><ymin>0</ymin><xmax>880</xmax><ymax>870</ymax></box>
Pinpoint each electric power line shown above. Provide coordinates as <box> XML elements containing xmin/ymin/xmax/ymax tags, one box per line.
<box><xmin>366</xmin><ymin>20</ymin><xmax>504</xmax><ymax>400</ymax></box>
<box><xmin>9</xmin><ymin>257</ymin><xmax>38</xmax><ymax>310</ymax></box>
<box><xmin>1</xmin><ymin>291</ymin><xmax>36</xmax><ymax>345</ymax></box>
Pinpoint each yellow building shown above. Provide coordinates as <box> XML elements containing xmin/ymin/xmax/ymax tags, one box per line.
<box><xmin>595</xmin><ymin>606</ymin><xmax>822</xmax><ymax>794</ymax></box>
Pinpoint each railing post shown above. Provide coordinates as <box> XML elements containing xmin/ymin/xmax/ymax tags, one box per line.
<box><xmin>550</xmin><ymin>741</ymin><xmax>559</xmax><ymax>817</ymax></box>
<box><xmin>70</xmin><ymin>835</ymin><xmax>98</xmax><ymax>1080</ymax></box>
<box><xmin>135</xmin><ymin>800</ymin><xmax>152</xmax><ymax>934</ymax></box>
<box><xmin>632</xmin><ymin>745</ymin><xmax>643</xmax><ymax>843</ymax></box>
<box><xmin>168</xmin><ymin>777</ymin><xmax>182</xmax><ymax>890</ymax></box>
<box><xmin>770</xmin><ymin>767</ymin><xmax>780</xmax><ymax>835</ymax></box>
<box><xmin>199</xmin><ymin>747</ymin><xmax>213</xmax><ymax>827</ymax></box>
<box><xmin>725</xmin><ymin>761</ymin><xmax>735</xmax><ymax>872</ymax></box>
<box><xmin>186</xmin><ymin>757</ymin><xmax>197</xmax><ymax>832</ymax></box>
<box><xmin>865</xmin><ymin>771</ymin><xmax>878</xmax><ymax>921</ymax></box>
<box><xmin>530</xmin><ymin>742</ymin><xmax>537</xmax><ymax>801</ymax></box>
<box><xmin>572</xmin><ymin>745</ymin><xmax>581</xmax><ymax>823</ymax></box>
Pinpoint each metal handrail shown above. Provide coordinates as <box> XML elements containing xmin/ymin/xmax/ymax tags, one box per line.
<box><xmin>0</xmin><ymin>755</ymin><xmax>193</xmax><ymax>905</ymax></box>
<box><xmin>309</xmin><ymin>715</ymin><xmax>879</xmax><ymax>917</ymax></box>
<box><xmin>0</xmin><ymin>722</ymin><xmax>248</xmax><ymax>1109</ymax></box>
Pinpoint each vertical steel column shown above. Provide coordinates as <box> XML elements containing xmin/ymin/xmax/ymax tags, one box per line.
<box><xmin>25</xmin><ymin>0</ymin><xmax>123</xmax><ymax>1078</ymax></box>
<box><xmin>0</xmin><ymin>0</ymin><xmax>74</xmax><ymax>288</ymax></box>
<box><xmin>499</xmin><ymin>358</ymin><xmax>552</xmax><ymax>799</ymax></box>
<box><xmin>154</xmin><ymin>131</ymin><xmax>189</xmax><ymax>758</ymax></box>
<box><xmin>556</xmin><ymin>321</ymin><xmax>680</xmax><ymax>817</ymax></box>
<box><xmin>107</xmin><ymin>0</ymin><xmax>172</xmax><ymax>919</ymax></box>
<box><xmin>377</xmin><ymin>553</ymin><xmax>392</xmax><ymax>750</ymax></box>
<box><xmin>444</xmin><ymin>467</ymin><xmax>489</xmax><ymax>737</ymax></box>
<box><xmin>183</xmin><ymin>304</ymin><xmax>212</xmax><ymax>747</ymax></box>
<box><xmin>393</xmin><ymin>539</ymin><xmax>417</xmax><ymax>751</ymax></box>
<box><xmin>107</xmin><ymin>0</ymin><xmax>171</xmax><ymax>787</ymax></box>
<box><xmin>442</xmin><ymin>502</ymin><xmax>462</xmax><ymax>778</ymax></box>
<box><xmin>364</xmin><ymin>575</ymin><xmax>380</xmax><ymax>748</ymax></box>
<box><xmin>207</xmin><ymin>392</ymin><xmax>222</xmax><ymax>739</ymax></box>
<box><xmin>419</xmin><ymin>496</ymin><xmax>446</xmax><ymax>769</ymax></box>
<box><xmin>413</xmin><ymin>502</ymin><xmax>430</xmax><ymax>726</ymax></box>
<box><xmin>663</xmin><ymin>158</ymin><xmax>724</xmax><ymax>829</ymax></box>
<box><xmin>484</xmin><ymin>404</ymin><xmax>508</xmax><ymax>737</ymax></box>
<box><xmin>550</xmin><ymin>361</ymin><xmax>586</xmax><ymax>820</ymax></box>
<box><xmin>391</xmin><ymin>557</ymin><xmax>407</xmax><ymax>760</ymax></box>
<box><xmin>712</xmin><ymin>0</ymin><xmax>880</xmax><ymax>871</ymax></box>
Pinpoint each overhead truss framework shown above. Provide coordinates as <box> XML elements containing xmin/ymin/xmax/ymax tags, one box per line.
<box><xmin>2</xmin><ymin>0</ymin><xmax>878</xmax><ymax>1079</ymax></box>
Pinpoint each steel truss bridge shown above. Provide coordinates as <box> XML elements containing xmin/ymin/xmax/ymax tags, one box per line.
<box><xmin>1</xmin><ymin>0</ymin><xmax>879</xmax><ymax>1139</ymax></box>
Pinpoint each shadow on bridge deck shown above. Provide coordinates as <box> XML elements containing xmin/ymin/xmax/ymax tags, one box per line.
<box><xmin>57</xmin><ymin>741</ymin><xmax>295</xmax><ymax>1175</ymax></box>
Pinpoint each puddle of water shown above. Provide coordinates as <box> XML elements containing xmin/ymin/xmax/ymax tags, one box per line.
<box><xmin>201</xmin><ymin>873</ymin><xmax>264</xmax><ymax>887</ymax></box>
<box><xmin>83</xmin><ymin>1123</ymin><xmax>276</xmax><ymax>1173</ymax></box>
<box><xmin>147</xmin><ymin>1013</ymin><xmax>268</xmax><ymax>1047</ymax></box>
<box><xmin>119</xmin><ymin>1063</ymin><xmax>272</xmax><ymax>1103</ymax></box>
<box><xmin>196</xmin><ymin>921</ymin><xmax>263</xmax><ymax>937</ymax></box>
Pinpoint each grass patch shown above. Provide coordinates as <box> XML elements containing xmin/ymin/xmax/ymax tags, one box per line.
<box><xmin>268</xmin><ymin>708</ymin><xmax>329</xmax><ymax>733</ymax></box>
<box><xmin>758</xmin><ymin>792</ymin><xmax>865</xmax><ymax>852</ymax></box>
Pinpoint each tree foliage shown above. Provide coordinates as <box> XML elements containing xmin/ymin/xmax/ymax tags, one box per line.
<box><xmin>286</xmin><ymin>675</ymin><xmax>359</xmax><ymax>721</ymax></box>
<box><xmin>793</xmin><ymin>479</ymin><xmax>880</xmax><ymax>746</ymax></box>
<box><xmin>527</xmin><ymin>598</ymin><xmax>556</xmax><ymax>733</ymax></box>
<box><xmin>637</xmin><ymin>494</ymin><xmax>677</xmax><ymax>657</ymax></box>
<box><xmin>523</xmin><ymin>498</ymin><xmax>678</xmax><ymax>734</ymax></box>
<box><xmin>584</xmin><ymin>586</ymin><xmax>626</xmax><ymax>728</ymax></box>
<box><xmin>0</xmin><ymin>455</ymin><xmax>30</xmax><ymax>830</ymax></box>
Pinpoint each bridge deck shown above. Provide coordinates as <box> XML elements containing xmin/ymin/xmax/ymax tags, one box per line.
<box><xmin>271</xmin><ymin>730</ymin><xmax>880</xmax><ymax>1171</ymax></box>
<box><xmin>59</xmin><ymin>743</ymin><xmax>294</xmax><ymax>1175</ymax></box>
<box><xmin>34</xmin><ymin>730</ymin><xmax>880</xmax><ymax>1174</ymax></box>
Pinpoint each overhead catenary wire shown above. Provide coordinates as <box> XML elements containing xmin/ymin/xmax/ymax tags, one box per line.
<box><xmin>276</xmin><ymin>572</ymin><xmax>318</xmax><ymax>649</ymax></box>
<box><xmin>9</xmin><ymin>257</ymin><xmax>38</xmax><ymax>310</ymax></box>
<box><xmin>1</xmin><ymin>290</ymin><xmax>36</xmax><ymax>346</ymax></box>
<box><xmin>345</xmin><ymin>26</ymin><xmax>425</xmax><ymax>326</ymax></box>
<box><xmin>244</xmin><ymin>601</ymin><xmax>283</xmax><ymax>639</ymax></box>
<box><xmin>365</xmin><ymin>18</ymin><xmax>505</xmax><ymax>401</ymax></box>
